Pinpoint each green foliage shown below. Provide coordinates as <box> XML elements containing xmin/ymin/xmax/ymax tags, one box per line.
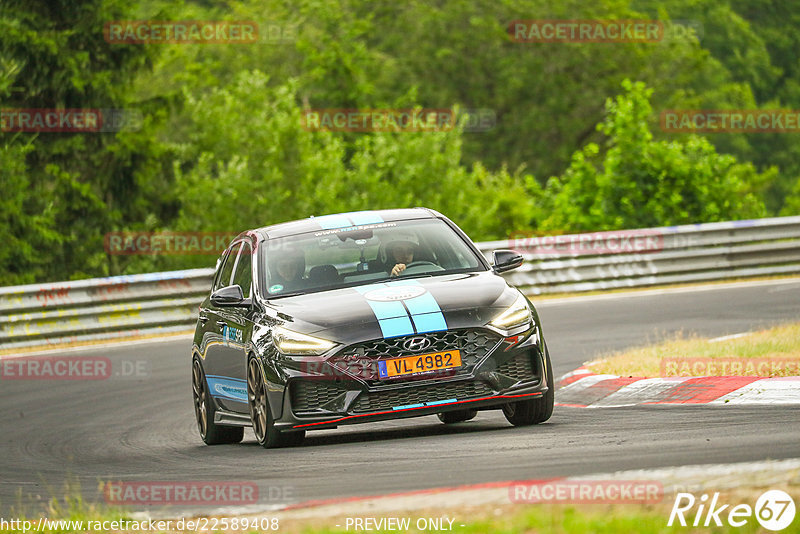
<box><xmin>2</xmin><ymin>0</ymin><xmax>799</xmax><ymax>284</ymax></box>
<box><xmin>168</xmin><ymin>71</ymin><xmax>534</xmax><ymax>267</ymax></box>
<box><xmin>781</xmin><ymin>178</ymin><xmax>800</xmax><ymax>217</ymax></box>
<box><xmin>0</xmin><ymin>0</ymin><xmax>175</xmax><ymax>283</ymax></box>
<box><xmin>542</xmin><ymin>80</ymin><xmax>769</xmax><ymax>231</ymax></box>
<box><xmin>634</xmin><ymin>0</ymin><xmax>800</xmax><ymax>214</ymax></box>
<box><xmin>0</xmin><ymin>139</ymin><xmax>58</xmax><ymax>285</ymax></box>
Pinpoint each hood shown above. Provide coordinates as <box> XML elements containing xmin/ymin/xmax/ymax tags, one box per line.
<box><xmin>265</xmin><ymin>271</ymin><xmax>518</xmax><ymax>344</ymax></box>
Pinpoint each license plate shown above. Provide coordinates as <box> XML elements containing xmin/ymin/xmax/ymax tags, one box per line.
<box><xmin>378</xmin><ymin>350</ymin><xmax>462</xmax><ymax>378</ymax></box>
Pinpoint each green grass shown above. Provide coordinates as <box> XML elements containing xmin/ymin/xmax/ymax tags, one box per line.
<box><xmin>2</xmin><ymin>482</ymin><xmax>131</xmax><ymax>534</ymax></box>
<box><xmin>293</xmin><ymin>502</ymin><xmax>795</xmax><ymax>534</ymax></box>
<box><xmin>588</xmin><ymin>322</ymin><xmax>800</xmax><ymax>378</ymax></box>
<box><xmin>5</xmin><ymin>482</ymin><xmax>799</xmax><ymax>534</ymax></box>
<box><xmin>4</xmin><ymin>500</ymin><xmax>795</xmax><ymax>534</ymax></box>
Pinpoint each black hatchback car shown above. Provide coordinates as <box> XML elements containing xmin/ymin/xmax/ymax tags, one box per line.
<box><xmin>191</xmin><ymin>208</ymin><xmax>553</xmax><ymax>448</ymax></box>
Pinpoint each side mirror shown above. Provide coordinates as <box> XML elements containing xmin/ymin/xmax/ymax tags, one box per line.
<box><xmin>492</xmin><ymin>249</ymin><xmax>524</xmax><ymax>273</ymax></box>
<box><xmin>211</xmin><ymin>285</ymin><xmax>251</xmax><ymax>307</ymax></box>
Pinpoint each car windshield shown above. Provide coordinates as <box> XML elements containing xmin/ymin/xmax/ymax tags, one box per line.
<box><xmin>260</xmin><ymin>218</ymin><xmax>486</xmax><ymax>298</ymax></box>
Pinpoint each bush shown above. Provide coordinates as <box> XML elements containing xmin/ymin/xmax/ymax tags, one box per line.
<box><xmin>541</xmin><ymin>80</ymin><xmax>771</xmax><ymax>232</ymax></box>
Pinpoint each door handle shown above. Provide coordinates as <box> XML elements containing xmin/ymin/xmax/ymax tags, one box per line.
<box><xmin>216</xmin><ymin>321</ymin><xmax>227</xmax><ymax>328</ymax></box>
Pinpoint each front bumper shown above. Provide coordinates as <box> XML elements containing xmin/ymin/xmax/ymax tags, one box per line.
<box><xmin>265</xmin><ymin>327</ymin><xmax>548</xmax><ymax>431</ymax></box>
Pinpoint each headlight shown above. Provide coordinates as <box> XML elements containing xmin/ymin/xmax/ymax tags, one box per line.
<box><xmin>272</xmin><ymin>325</ymin><xmax>336</xmax><ymax>355</ymax></box>
<box><xmin>489</xmin><ymin>293</ymin><xmax>532</xmax><ymax>331</ymax></box>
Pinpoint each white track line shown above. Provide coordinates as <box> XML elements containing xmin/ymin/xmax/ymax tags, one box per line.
<box><xmin>711</xmin><ymin>377</ymin><xmax>800</xmax><ymax>404</ymax></box>
<box><xmin>709</xmin><ymin>332</ymin><xmax>752</xmax><ymax>343</ymax></box>
<box><xmin>0</xmin><ymin>332</ymin><xmax>193</xmax><ymax>359</ymax></box>
<box><xmin>591</xmin><ymin>377</ymin><xmax>692</xmax><ymax>407</ymax></box>
<box><xmin>535</xmin><ymin>276</ymin><xmax>800</xmax><ymax>306</ymax></box>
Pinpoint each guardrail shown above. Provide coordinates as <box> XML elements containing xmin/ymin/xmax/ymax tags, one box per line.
<box><xmin>2</xmin><ymin>215</ymin><xmax>799</xmax><ymax>351</ymax></box>
<box><xmin>0</xmin><ymin>269</ymin><xmax>214</xmax><ymax>352</ymax></box>
<box><xmin>475</xmin><ymin>215</ymin><xmax>800</xmax><ymax>295</ymax></box>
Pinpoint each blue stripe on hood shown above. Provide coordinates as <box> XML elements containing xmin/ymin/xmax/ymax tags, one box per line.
<box><xmin>356</xmin><ymin>280</ymin><xmax>447</xmax><ymax>338</ymax></box>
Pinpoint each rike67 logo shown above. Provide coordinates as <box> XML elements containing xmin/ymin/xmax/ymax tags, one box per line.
<box><xmin>669</xmin><ymin>490</ymin><xmax>796</xmax><ymax>531</ymax></box>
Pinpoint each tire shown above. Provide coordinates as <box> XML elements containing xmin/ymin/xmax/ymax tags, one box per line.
<box><xmin>247</xmin><ymin>358</ymin><xmax>305</xmax><ymax>448</ymax></box>
<box><xmin>192</xmin><ymin>359</ymin><xmax>244</xmax><ymax>445</ymax></box>
<box><xmin>502</xmin><ymin>342</ymin><xmax>554</xmax><ymax>426</ymax></box>
<box><xmin>280</xmin><ymin>430</ymin><xmax>307</xmax><ymax>447</ymax></box>
<box><xmin>437</xmin><ymin>409</ymin><xmax>477</xmax><ymax>424</ymax></box>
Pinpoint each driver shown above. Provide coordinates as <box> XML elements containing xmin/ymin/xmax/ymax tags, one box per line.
<box><xmin>385</xmin><ymin>234</ymin><xmax>419</xmax><ymax>277</ymax></box>
<box><xmin>270</xmin><ymin>248</ymin><xmax>306</xmax><ymax>291</ymax></box>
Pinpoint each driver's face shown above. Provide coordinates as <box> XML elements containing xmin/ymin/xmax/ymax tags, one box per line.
<box><xmin>276</xmin><ymin>258</ymin><xmax>301</xmax><ymax>280</ymax></box>
<box><xmin>391</xmin><ymin>244</ymin><xmax>414</xmax><ymax>264</ymax></box>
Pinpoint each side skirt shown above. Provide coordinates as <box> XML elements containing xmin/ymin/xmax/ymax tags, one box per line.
<box><xmin>214</xmin><ymin>409</ymin><xmax>252</xmax><ymax>427</ymax></box>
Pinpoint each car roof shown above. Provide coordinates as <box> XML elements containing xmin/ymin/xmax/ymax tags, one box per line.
<box><xmin>250</xmin><ymin>208</ymin><xmax>443</xmax><ymax>240</ymax></box>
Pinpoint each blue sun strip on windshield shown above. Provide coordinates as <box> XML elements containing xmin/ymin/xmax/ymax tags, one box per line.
<box><xmin>314</xmin><ymin>211</ymin><xmax>384</xmax><ymax>230</ymax></box>
<box><xmin>314</xmin><ymin>214</ymin><xmax>352</xmax><ymax>229</ymax></box>
<box><xmin>347</xmin><ymin>211</ymin><xmax>384</xmax><ymax>225</ymax></box>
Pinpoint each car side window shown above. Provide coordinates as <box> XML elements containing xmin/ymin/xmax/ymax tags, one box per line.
<box><xmin>214</xmin><ymin>243</ymin><xmax>240</xmax><ymax>291</ymax></box>
<box><xmin>232</xmin><ymin>243</ymin><xmax>253</xmax><ymax>297</ymax></box>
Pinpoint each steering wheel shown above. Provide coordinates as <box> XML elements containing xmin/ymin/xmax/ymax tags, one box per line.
<box><xmin>396</xmin><ymin>260</ymin><xmax>444</xmax><ymax>276</ymax></box>
<box><xmin>405</xmin><ymin>261</ymin><xmax>437</xmax><ymax>269</ymax></box>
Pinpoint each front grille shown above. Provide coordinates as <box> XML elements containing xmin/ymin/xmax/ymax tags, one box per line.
<box><xmin>330</xmin><ymin>329</ymin><xmax>502</xmax><ymax>382</ymax></box>
<box><xmin>351</xmin><ymin>380</ymin><xmax>493</xmax><ymax>413</ymax></box>
<box><xmin>496</xmin><ymin>353</ymin><xmax>537</xmax><ymax>381</ymax></box>
<box><xmin>290</xmin><ymin>381</ymin><xmax>345</xmax><ymax>412</ymax></box>
<box><xmin>349</xmin><ymin>329</ymin><xmax>500</xmax><ymax>359</ymax></box>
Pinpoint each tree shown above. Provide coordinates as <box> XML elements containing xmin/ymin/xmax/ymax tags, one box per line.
<box><xmin>0</xmin><ymin>0</ymin><xmax>172</xmax><ymax>280</ymax></box>
<box><xmin>541</xmin><ymin>80</ymin><xmax>770</xmax><ymax>232</ymax></box>
<box><xmin>167</xmin><ymin>70</ymin><xmax>533</xmax><ymax>274</ymax></box>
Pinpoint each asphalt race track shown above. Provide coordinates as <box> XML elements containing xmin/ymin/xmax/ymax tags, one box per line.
<box><xmin>2</xmin><ymin>279</ymin><xmax>799</xmax><ymax>514</ymax></box>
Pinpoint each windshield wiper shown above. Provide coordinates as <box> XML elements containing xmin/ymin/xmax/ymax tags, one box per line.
<box><xmin>265</xmin><ymin>291</ymin><xmax>307</xmax><ymax>300</ymax></box>
<box><xmin>267</xmin><ymin>273</ymin><xmax>443</xmax><ymax>299</ymax></box>
<box><xmin>370</xmin><ymin>273</ymin><xmax>436</xmax><ymax>284</ymax></box>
